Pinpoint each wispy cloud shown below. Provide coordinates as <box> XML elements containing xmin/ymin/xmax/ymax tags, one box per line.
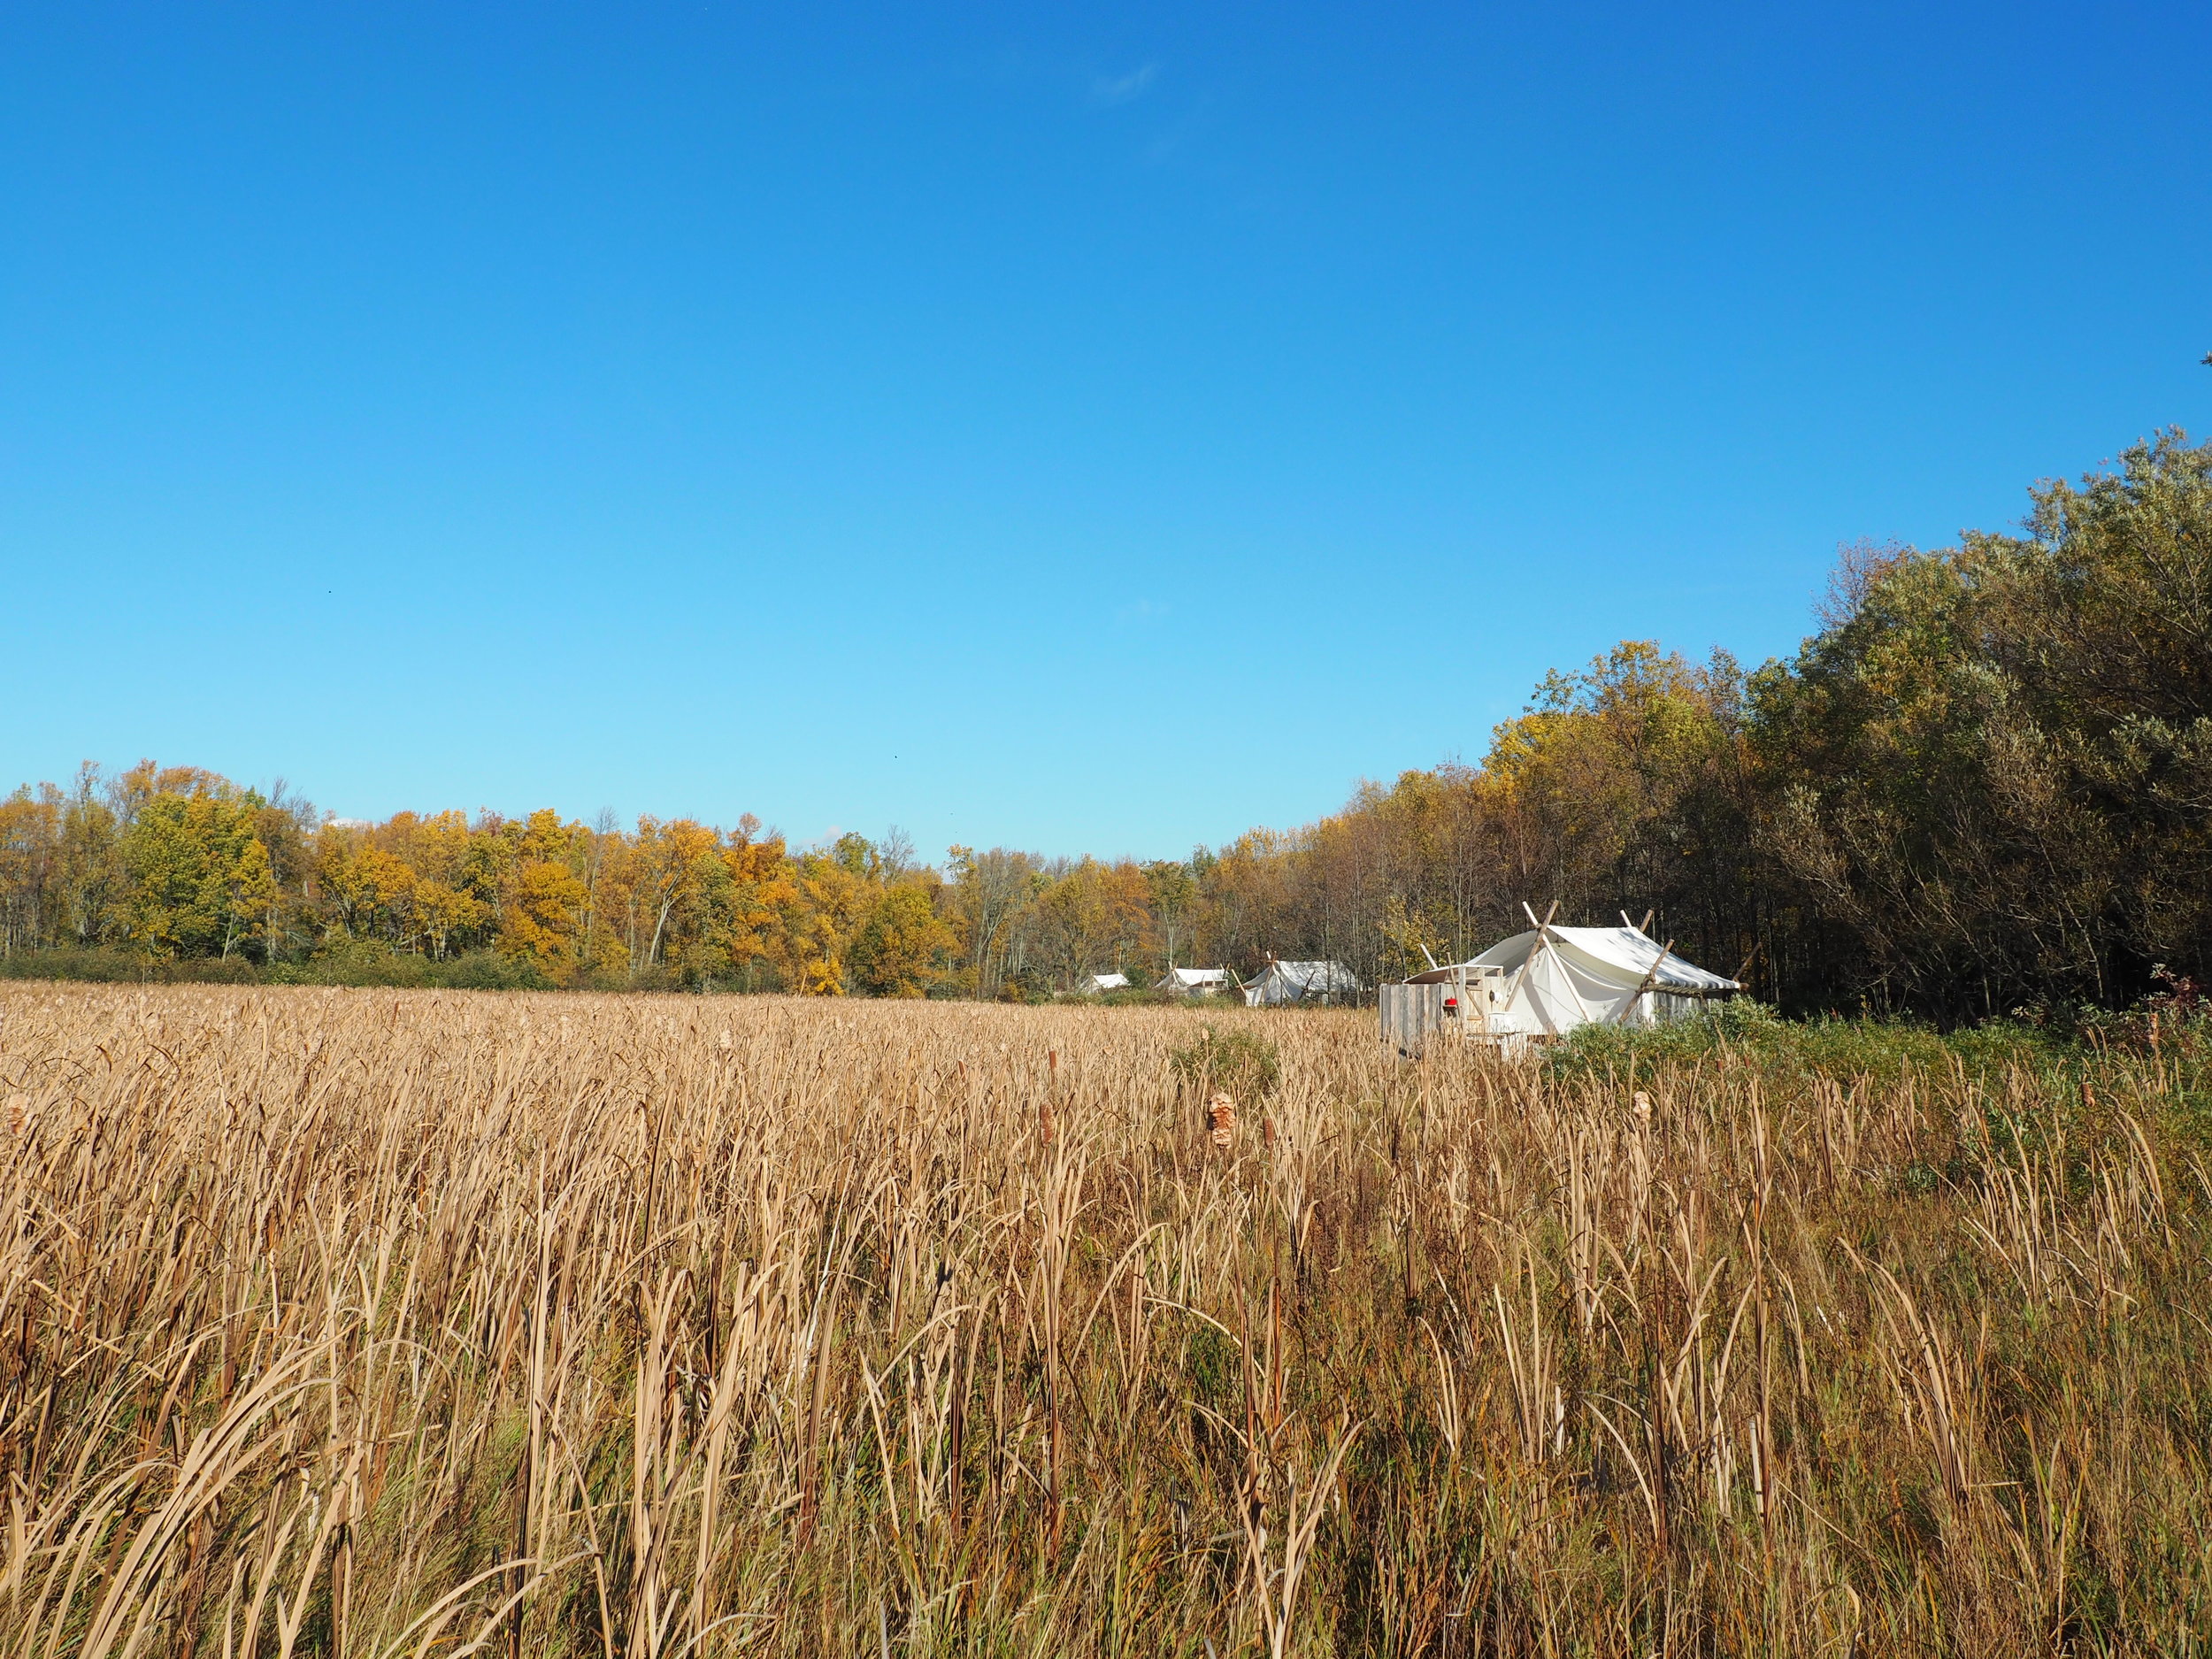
<box><xmin>1091</xmin><ymin>63</ymin><xmax>1158</xmax><ymax>107</ymax></box>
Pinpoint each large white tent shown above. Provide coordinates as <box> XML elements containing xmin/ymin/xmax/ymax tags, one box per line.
<box><xmin>1403</xmin><ymin>919</ymin><xmax>1740</xmax><ymax>1038</ymax></box>
<box><xmin>1242</xmin><ymin>959</ymin><xmax>1361</xmax><ymax>1007</ymax></box>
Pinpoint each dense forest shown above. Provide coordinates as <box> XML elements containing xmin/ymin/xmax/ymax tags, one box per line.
<box><xmin>5</xmin><ymin>431</ymin><xmax>2208</xmax><ymax>1018</ymax></box>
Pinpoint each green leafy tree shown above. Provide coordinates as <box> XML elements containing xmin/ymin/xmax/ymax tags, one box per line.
<box><xmin>1753</xmin><ymin>431</ymin><xmax>2212</xmax><ymax>1013</ymax></box>
<box><xmin>121</xmin><ymin>785</ymin><xmax>278</xmax><ymax>958</ymax></box>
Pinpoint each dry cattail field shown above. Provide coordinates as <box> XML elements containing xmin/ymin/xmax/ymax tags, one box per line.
<box><xmin>4</xmin><ymin>984</ymin><xmax>2209</xmax><ymax>1657</ymax></box>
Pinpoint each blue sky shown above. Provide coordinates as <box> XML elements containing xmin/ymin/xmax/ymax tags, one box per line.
<box><xmin>5</xmin><ymin>3</ymin><xmax>2208</xmax><ymax>859</ymax></box>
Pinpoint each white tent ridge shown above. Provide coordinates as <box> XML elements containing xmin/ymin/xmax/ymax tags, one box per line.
<box><xmin>1085</xmin><ymin>972</ymin><xmax>1132</xmax><ymax>994</ymax></box>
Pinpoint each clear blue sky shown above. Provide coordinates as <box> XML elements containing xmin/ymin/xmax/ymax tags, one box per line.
<box><xmin>6</xmin><ymin>3</ymin><xmax>2208</xmax><ymax>859</ymax></box>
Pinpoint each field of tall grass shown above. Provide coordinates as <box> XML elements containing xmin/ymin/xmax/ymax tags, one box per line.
<box><xmin>2</xmin><ymin>984</ymin><xmax>2208</xmax><ymax>1655</ymax></box>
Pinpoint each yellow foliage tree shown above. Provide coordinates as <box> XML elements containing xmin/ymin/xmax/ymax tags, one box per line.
<box><xmin>499</xmin><ymin>810</ymin><xmax>588</xmax><ymax>968</ymax></box>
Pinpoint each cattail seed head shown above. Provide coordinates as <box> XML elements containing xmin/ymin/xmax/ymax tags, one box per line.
<box><xmin>1208</xmin><ymin>1092</ymin><xmax>1236</xmax><ymax>1151</ymax></box>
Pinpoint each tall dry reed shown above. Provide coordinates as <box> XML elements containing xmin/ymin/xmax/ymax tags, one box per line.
<box><xmin>1</xmin><ymin>984</ymin><xmax>2207</xmax><ymax>1655</ymax></box>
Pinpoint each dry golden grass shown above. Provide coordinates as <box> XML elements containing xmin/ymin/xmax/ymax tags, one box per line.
<box><xmin>2</xmin><ymin>983</ymin><xmax>2208</xmax><ymax>1655</ymax></box>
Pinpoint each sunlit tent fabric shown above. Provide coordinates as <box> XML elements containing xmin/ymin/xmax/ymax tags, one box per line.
<box><xmin>1243</xmin><ymin>960</ymin><xmax>1361</xmax><ymax>1006</ymax></box>
<box><xmin>1087</xmin><ymin>972</ymin><xmax>1131</xmax><ymax>993</ymax></box>
<box><xmin>1156</xmin><ymin>967</ymin><xmax>1232</xmax><ymax>995</ymax></box>
<box><xmin>1409</xmin><ymin>924</ymin><xmax>1740</xmax><ymax>1034</ymax></box>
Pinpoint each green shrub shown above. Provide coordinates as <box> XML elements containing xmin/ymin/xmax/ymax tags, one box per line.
<box><xmin>442</xmin><ymin>950</ymin><xmax>552</xmax><ymax>991</ymax></box>
<box><xmin>0</xmin><ymin>948</ymin><xmax>266</xmax><ymax>985</ymax></box>
<box><xmin>274</xmin><ymin>941</ymin><xmax>434</xmax><ymax>988</ymax></box>
<box><xmin>1169</xmin><ymin>1025</ymin><xmax>1280</xmax><ymax>1102</ymax></box>
<box><xmin>1544</xmin><ymin>999</ymin><xmax>2062</xmax><ymax>1089</ymax></box>
<box><xmin>0</xmin><ymin>947</ymin><xmax>147</xmax><ymax>982</ymax></box>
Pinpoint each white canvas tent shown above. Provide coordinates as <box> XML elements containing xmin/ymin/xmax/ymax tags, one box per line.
<box><xmin>1384</xmin><ymin>914</ymin><xmax>1740</xmax><ymax>1050</ymax></box>
<box><xmin>1086</xmin><ymin>972</ymin><xmax>1131</xmax><ymax>994</ymax></box>
<box><xmin>1156</xmin><ymin>967</ymin><xmax>1232</xmax><ymax>997</ymax></box>
<box><xmin>1243</xmin><ymin>959</ymin><xmax>1361</xmax><ymax>1007</ymax></box>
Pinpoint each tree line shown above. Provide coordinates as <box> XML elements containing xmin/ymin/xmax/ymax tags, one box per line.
<box><xmin>5</xmin><ymin>430</ymin><xmax>2207</xmax><ymax>1016</ymax></box>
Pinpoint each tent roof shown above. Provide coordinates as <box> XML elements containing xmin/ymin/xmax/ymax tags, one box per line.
<box><xmin>1163</xmin><ymin>967</ymin><xmax>1230</xmax><ymax>986</ymax></box>
<box><xmin>1407</xmin><ymin>925</ymin><xmax>1740</xmax><ymax>993</ymax></box>
<box><xmin>1258</xmin><ymin>960</ymin><xmax>1360</xmax><ymax>989</ymax></box>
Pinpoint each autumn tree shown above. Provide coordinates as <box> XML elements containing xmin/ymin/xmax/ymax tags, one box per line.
<box><xmin>947</xmin><ymin>846</ymin><xmax>1045</xmax><ymax>997</ymax></box>
<box><xmin>1030</xmin><ymin>858</ymin><xmax>1150</xmax><ymax>990</ymax></box>
<box><xmin>0</xmin><ymin>787</ymin><xmax>58</xmax><ymax>956</ymax></box>
<box><xmin>848</xmin><ymin>883</ymin><xmax>956</xmax><ymax>996</ymax></box>
<box><xmin>498</xmin><ymin>809</ymin><xmax>590</xmax><ymax>969</ymax></box>
<box><xmin>120</xmin><ymin>778</ymin><xmax>278</xmax><ymax>958</ymax></box>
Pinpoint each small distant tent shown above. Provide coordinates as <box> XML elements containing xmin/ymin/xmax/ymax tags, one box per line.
<box><xmin>1243</xmin><ymin>959</ymin><xmax>1362</xmax><ymax>1007</ymax></box>
<box><xmin>1389</xmin><ymin>915</ymin><xmax>1740</xmax><ymax>1047</ymax></box>
<box><xmin>1156</xmin><ymin>967</ymin><xmax>1233</xmax><ymax>997</ymax></box>
<box><xmin>1087</xmin><ymin>972</ymin><xmax>1132</xmax><ymax>994</ymax></box>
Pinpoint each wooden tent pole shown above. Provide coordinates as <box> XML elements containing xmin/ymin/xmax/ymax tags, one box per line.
<box><xmin>1614</xmin><ymin>939</ymin><xmax>1676</xmax><ymax>1025</ymax></box>
<box><xmin>1729</xmin><ymin>940</ymin><xmax>1762</xmax><ymax>988</ymax></box>
<box><xmin>1509</xmin><ymin>901</ymin><xmax>1563</xmax><ymax>1035</ymax></box>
